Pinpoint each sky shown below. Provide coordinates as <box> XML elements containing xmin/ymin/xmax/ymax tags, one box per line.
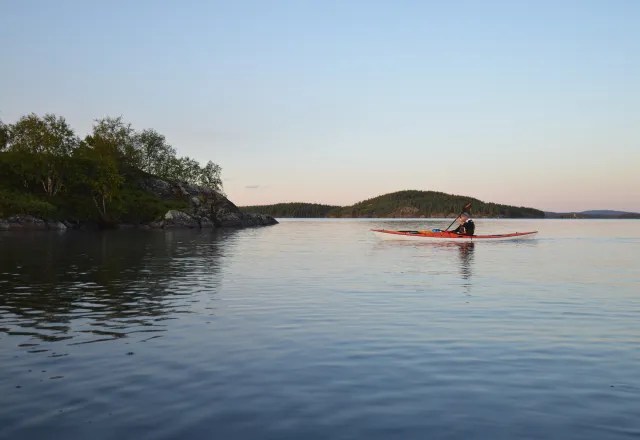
<box><xmin>1</xmin><ymin>0</ymin><xmax>638</xmax><ymax>212</ymax></box>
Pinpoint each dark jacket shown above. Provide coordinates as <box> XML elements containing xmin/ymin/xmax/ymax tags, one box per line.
<box><xmin>453</xmin><ymin>219</ymin><xmax>475</xmax><ymax>236</ymax></box>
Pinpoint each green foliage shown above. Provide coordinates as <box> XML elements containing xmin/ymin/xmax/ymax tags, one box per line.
<box><xmin>113</xmin><ymin>189</ymin><xmax>189</xmax><ymax>224</ymax></box>
<box><xmin>0</xmin><ymin>112</ymin><xmax>223</xmax><ymax>223</ymax></box>
<box><xmin>240</xmin><ymin>203</ymin><xmax>340</xmax><ymax>218</ymax></box>
<box><xmin>198</xmin><ymin>161</ymin><xmax>223</xmax><ymax>190</ymax></box>
<box><xmin>326</xmin><ymin>190</ymin><xmax>545</xmax><ymax>218</ymax></box>
<box><xmin>6</xmin><ymin>113</ymin><xmax>79</xmax><ymax>196</ymax></box>
<box><xmin>76</xmin><ymin>146</ymin><xmax>124</xmax><ymax>220</ymax></box>
<box><xmin>0</xmin><ymin>189</ymin><xmax>57</xmax><ymax>218</ymax></box>
<box><xmin>0</xmin><ymin>150</ymin><xmax>35</xmax><ymax>190</ymax></box>
<box><xmin>136</xmin><ymin>128</ymin><xmax>176</xmax><ymax>176</ymax></box>
<box><xmin>0</xmin><ymin>119</ymin><xmax>8</xmax><ymax>151</ymax></box>
<box><xmin>86</xmin><ymin>116</ymin><xmax>140</xmax><ymax>170</ymax></box>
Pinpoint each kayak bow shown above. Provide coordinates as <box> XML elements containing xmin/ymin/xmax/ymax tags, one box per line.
<box><xmin>371</xmin><ymin>229</ymin><xmax>538</xmax><ymax>241</ymax></box>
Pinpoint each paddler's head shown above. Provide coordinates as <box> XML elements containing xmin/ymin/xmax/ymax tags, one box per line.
<box><xmin>458</xmin><ymin>212</ymin><xmax>470</xmax><ymax>224</ymax></box>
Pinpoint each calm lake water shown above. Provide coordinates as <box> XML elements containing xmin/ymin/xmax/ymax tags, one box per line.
<box><xmin>1</xmin><ymin>219</ymin><xmax>640</xmax><ymax>440</ymax></box>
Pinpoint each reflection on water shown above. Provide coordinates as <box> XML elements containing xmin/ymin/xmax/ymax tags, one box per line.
<box><xmin>426</xmin><ymin>241</ymin><xmax>476</xmax><ymax>280</ymax></box>
<box><xmin>426</xmin><ymin>242</ymin><xmax>475</xmax><ymax>294</ymax></box>
<box><xmin>0</xmin><ymin>230</ymin><xmax>230</xmax><ymax>352</ymax></box>
<box><xmin>2</xmin><ymin>220</ymin><xmax>640</xmax><ymax>440</ymax></box>
<box><xmin>458</xmin><ymin>242</ymin><xmax>475</xmax><ymax>280</ymax></box>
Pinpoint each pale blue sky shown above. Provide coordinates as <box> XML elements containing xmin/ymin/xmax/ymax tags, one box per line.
<box><xmin>1</xmin><ymin>0</ymin><xmax>638</xmax><ymax>211</ymax></box>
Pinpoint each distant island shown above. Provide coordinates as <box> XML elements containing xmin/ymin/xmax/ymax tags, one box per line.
<box><xmin>0</xmin><ymin>113</ymin><xmax>276</xmax><ymax>230</ymax></box>
<box><xmin>241</xmin><ymin>192</ymin><xmax>640</xmax><ymax>219</ymax></box>
<box><xmin>241</xmin><ymin>190</ymin><xmax>546</xmax><ymax>218</ymax></box>
<box><xmin>544</xmin><ymin>210</ymin><xmax>640</xmax><ymax>219</ymax></box>
<box><xmin>238</xmin><ymin>203</ymin><xmax>340</xmax><ymax>218</ymax></box>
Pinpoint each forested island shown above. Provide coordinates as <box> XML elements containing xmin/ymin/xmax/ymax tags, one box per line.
<box><xmin>241</xmin><ymin>190</ymin><xmax>546</xmax><ymax>218</ymax></box>
<box><xmin>544</xmin><ymin>211</ymin><xmax>640</xmax><ymax>219</ymax></box>
<box><xmin>239</xmin><ymin>203</ymin><xmax>340</xmax><ymax>218</ymax></box>
<box><xmin>0</xmin><ymin>113</ymin><xmax>276</xmax><ymax>230</ymax></box>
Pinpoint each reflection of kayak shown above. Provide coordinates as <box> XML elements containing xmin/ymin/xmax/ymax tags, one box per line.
<box><xmin>371</xmin><ymin>229</ymin><xmax>538</xmax><ymax>241</ymax></box>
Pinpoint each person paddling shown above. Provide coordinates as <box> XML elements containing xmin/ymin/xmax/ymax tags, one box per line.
<box><xmin>452</xmin><ymin>211</ymin><xmax>475</xmax><ymax>236</ymax></box>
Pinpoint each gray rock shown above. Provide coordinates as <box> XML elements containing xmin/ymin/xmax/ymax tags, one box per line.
<box><xmin>149</xmin><ymin>220</ymin><xmax>165</xmax><ymax>229</ymax></box>
<box><xmin>45</xmin><ymin>221</ymin><xmax>67</xmax><ymax>230</ymax></box>
<box><xmin>7</xmin><ymin>215</ymin><xmax>47</xmax><ymax>230</ymax></box>
<box><xmin>139</xmin><ymin>176</ymin><xmax>278</xmax><ymax>229</ymax></box>
<box><xmin>249</xmin><ymin>213</ymin><xmax>278</xmax><ymax>226</ymax></box>
<box><xmin>139</xmin><ymin>177</ymin><xmax>174</xmax><ymax>199</ymax></box>
<box><xmin>199</xmin><ymin>217</ymin><xmax>215</xmax><ymax>228</ymax></box>
<box><xmin>216</xmin><ymin>211</ymin><xmax>244</xmax><ymax>227</ymax></box>
<box><xmin>164</xmin><ymin>210</ymin><xmax>198</xmax><ymax>228</ymax></box>
<box><xmin>0</xmin><ymin>220</ymin><xmax>9</xmax><ymax>230</ymax></box>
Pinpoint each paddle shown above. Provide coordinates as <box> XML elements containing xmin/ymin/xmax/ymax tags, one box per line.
<box><xmin>443</xmin><ymin>202</ymin><xmax>472</xmax><ymax>232</ymax></box>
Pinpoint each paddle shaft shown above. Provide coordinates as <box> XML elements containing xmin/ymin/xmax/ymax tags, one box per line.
<box><xmin>444</xmin><ymin>203</ymin><xmax>472</xmax><ymax>232</ymax></box>
<box><xmin>444</xmin><ymin>213</ymin><xmax>463</xmax><ymax>232</ymax></box>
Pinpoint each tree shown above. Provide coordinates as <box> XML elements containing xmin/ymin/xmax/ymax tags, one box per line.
<box><xmin>75</xmin><ymin>144</ymin><xmax>123</xmax><ymax>220</ymax></box>
<box><xmin>179</xmin><ymin>156</ymin><xmax>201</xmax><ymax>184</ymax></box>
<box><xmin>136</xmin><ymin>128</ymin><xmax>177</xmax><ymax>176</ymax></box>
<box><xmin>0</xmin><ymin>119</ymin><xmax>8</xmax><ymax>151</ymax></box>
<box><xmin>161</xmin><ymin>155</ymin><xmax>200</xmax><ymax>184</ymax></box>
<box><xmin>87</xmin><ymin>116</ymin><xmax>141</xmax><ymax>170</ymax></box>
<box><xmin>7</xmin><ymin>113</ymin><xmax>79</xmax><ymax>196</ymax></box>
<box><xmin>198</xmin><ymin>161</ymin><xmax>223</xmax><ymax>191</ymax></box>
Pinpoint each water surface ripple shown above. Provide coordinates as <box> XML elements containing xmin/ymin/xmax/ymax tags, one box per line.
<box><xmin>1</xmin><ymin>219</ymin><xmax>639</xmax><ymax>439</ymax></box>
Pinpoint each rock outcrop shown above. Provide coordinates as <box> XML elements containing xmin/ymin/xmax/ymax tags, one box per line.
<box><xmin>139</xmin><ymin>177</ymin><xmax>278</xmax><ymax>229</ymax></box>
<box><xmin>0</xmin><ymin>216</ymin><xmax>57</xmax><ymax>231</ymax></box>
<box><xmin>45</xmin><ymin>221</ymin><xmax>67</xmax><ymax>230</ymax></box>
<box><xmin>164</xmin><ymin>210</ymin><xmax>199</xmax><ymax>229</ymax></box>
<box><xmin>0</xmin><ymin>216</ymin><xmax>67</xmax><ymax>231</ymax></box>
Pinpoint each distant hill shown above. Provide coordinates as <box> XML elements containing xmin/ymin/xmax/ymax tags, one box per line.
<box><xmin>240</xmin><ymin>202</ymin><xmax>339</xmax><ymax>218</ymax></box>
<box><xmin>241</xmin><ymin>191</ymin><xmax>545</xmax><ymax>219</ymax></box>
<box><xmin>545</xmin><ymin>210</ymin><xmax>640</xmax><ymax>219</ymax></box>
<box><xmin>241</xmin><ymin>192</ymin><xmax>640</xmax><ymax>220</ymax></box>
<box><xmin>581</xmin><ymin>210</ymin><xmax>635</xmax><ymax>216</ymax></box>
<box><xmin>327</xmin><ymin>190</ymin><xmax>545</xmax><ymax>218</ymax></box>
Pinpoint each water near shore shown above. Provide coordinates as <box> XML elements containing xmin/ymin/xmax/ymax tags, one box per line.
<box><xmin>1</xmin><ymin>219</ymin><xmax>639</xmax><ymax>439</ymax></box>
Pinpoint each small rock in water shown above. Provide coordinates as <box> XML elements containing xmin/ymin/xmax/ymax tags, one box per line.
<box><xmin>127</xmin><ymin>352</ymin><xmax>134</xmax><ymax>356</ymax></box>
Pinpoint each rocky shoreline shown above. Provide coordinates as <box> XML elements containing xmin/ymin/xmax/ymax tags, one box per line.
<box><xmin>0</xmin><ymin>177</ymin><xmax>278</xmax><ymax>231</ymax></box>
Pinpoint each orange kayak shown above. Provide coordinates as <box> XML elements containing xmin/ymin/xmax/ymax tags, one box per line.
<box><xmin>371</xmin><ymin>229</ymin><xmax>538</xmax><ymax>241</ymax></box>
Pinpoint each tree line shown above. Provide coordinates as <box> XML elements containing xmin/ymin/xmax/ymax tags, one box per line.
<box><xmin>0</xmin><ymin>113</ymin><xmax>222</xmax><ymax>224</ymax></box>
<box><xmin>240</xmin><ymin>203</ymin><xmax>339</xmax><ymax>218</ymax></box>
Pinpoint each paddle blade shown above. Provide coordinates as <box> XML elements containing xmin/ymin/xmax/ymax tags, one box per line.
<box><xmin>464</xmin><ymin>202</ymin><xmax>471</xmax><ymax>212</ymax></box>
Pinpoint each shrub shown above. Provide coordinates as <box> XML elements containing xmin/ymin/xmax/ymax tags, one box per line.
<box><xmin>0</xmin><ymin>189</ymin><xmax>57</xmax><ymax>218</ymax></box>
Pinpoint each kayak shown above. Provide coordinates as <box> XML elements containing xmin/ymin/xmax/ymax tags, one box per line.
<box><xmin>371</xmin><ymin>229</ymin><xmax>538</xmax><ymax>241</ymax></box>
